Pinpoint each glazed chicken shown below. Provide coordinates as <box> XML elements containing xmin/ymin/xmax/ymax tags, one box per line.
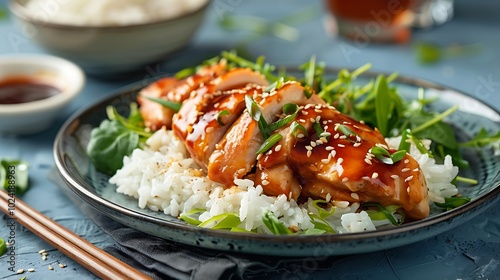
<box><xmin>138</xmin><ymin>63</ymin><xmax>430</xmax><ymax>221</ymax></box>
<box><xmin>255</xmin><ymin>104</ymin><xmax>429</xmax><ymax>220</ymax></box>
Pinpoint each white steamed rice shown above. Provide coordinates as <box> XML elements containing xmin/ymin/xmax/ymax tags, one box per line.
<box><xmin>24</xmin><ymin>0</ymin><xmax>208</xmax><ymax>26</ymax></box>
<box><xmin>110</xmin><ymin>129</ymin><xmax>459</xmax><ymax>234</ymax></box>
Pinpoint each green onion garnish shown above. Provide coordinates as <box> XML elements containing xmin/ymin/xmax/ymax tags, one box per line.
<box><xmin>141</xmin><ymin>96</ymin><xmax>182</xmax><ymax>112</ymax></box>
<box><xmin>256</xmin><ymin>133</ymin><xmax>283</xmax><ymax>154</ymax></box>
<box><xmin>216</xmin><ymin>110</ymin><xmax>230</xmax><ymax>126</ymax></box>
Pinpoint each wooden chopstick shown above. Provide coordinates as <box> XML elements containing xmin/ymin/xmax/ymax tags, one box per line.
<box><xmin>0</xmin><ymin>190</ymin><xmax>152</xmax><ymax>280</ymax></box>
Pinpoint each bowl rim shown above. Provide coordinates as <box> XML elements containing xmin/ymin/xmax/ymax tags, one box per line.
<box><xmin>8</xmin><ymin>0</ymin><xmax>211</xmax><ymax>30</ymax></box>
<box><xmin>0</xmin><ymin>53</ymin><xmax>85</xmax><ymax>114</ymax></box>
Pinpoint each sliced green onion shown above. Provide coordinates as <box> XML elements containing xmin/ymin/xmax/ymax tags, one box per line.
<box><xmin>262</xmin><ymin>210</ymin><xmax>292</xmax><ymax>234</ymax></box>
<box><xmin>256</xmin><ymin>133</ymin><xmax>283</xmax><ymax>154</ymax></box>
<box><xmin>309</xmin><ymin>214</ymin><xmax>336</xmax><ymax>233</ymax></box>
<box><xmin>363</xmin><ymin>203</ymin><xmax>401</xmax><ymax>226</ymax></box>
<box><xmin>313</xmin><ymin>122</ymin><xmax>324</xmax><ymax>136</ymax></box>
<box><xmin>398</xmin><ymin>129</ymin><xmax>411</xmax><ymax>152</ymax></box>
<box><xmin>291</xmin><ymin>121</ymin><xmax>308</xmax><ymax>138</ymax></box>
<box><xmin>374</xmin><ymin>75</ymin><xmax>390</xmax><ymax>136</ymax></box>
<box><xmin>175</xmin><ymin>67</ymin><xmax>196</xmax><ymax>79</ymax></box>
<box><xmin>0</xmin><ymin>238</ymin><xmax>6</xmax><ymax>256</ymax></box>
<box><xmin>216</xmin><ymin>110</ymin><xmax>230</xmax><ymax>126</ymax></box>
<box><xmin>390</xmin><ymin>150</ymin><xmax>407</xmax><ymax>163</ymax></box>
<box><xmin>266</xmin><ymin>103</ymin><xmax>300</xmax><ymax>133</ymax></box>
<box><xmin>311</xmin><ymin>199</ymin><xmax>335</xmax><ymax>219</ymax></box>
<box><xmin>455</xmin><ymin>176</ymin><xmax>478</xmax><ymax>185</ymax></box>
<box><xmin>408</xmin><ymin>134</ymin><xmax>433</xmax><ymax>156</ymax></box>
<box><xmin>141</xmin><ymin>96</ymin><xmax>182</xmax><ymax>112</ymax></box>
<box><xmin>265</xmin><ymin>77</ymin><xmax>285</xmax><ymax>92</ymax></box>
<box><xmin>369</xmin><ymin>146</ymin><xmax>393</xmax><ymax>164</ymax></box>
<box><xmin>434</xmin><ymin>196</ymin><xmax>471</xmax><ymax>210</ymax></box>
<box><xmin>244</xmin><ymin>95</ymin><xmax>262</xmax><ymax>122</ymax></box>
<box><xmin>337</xmin><ymin>124</ymin><xmax>356</xmax><ymax>137</ymax></box>
<box><xmin>179</xmin><ymin>208</ymin><xmax>205</xmax><ymax>226</ymax></box>
<box><xmin>198</xmin><ymin>213</ymin><xmax>241</xmax><ymax>229</ymax></box>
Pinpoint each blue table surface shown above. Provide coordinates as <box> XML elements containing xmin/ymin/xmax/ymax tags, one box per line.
<box><xmin>1</xmin><ymin>0</ymin><xmax>500</xmax><ymax>279</ymax></box>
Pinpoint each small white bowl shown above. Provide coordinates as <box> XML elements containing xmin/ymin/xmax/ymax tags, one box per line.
<box><xmin>0</xmin><ymin>54</ymin><xmax>85</xmax><ymax>135</ymax></box>
<box><xmin>8</xmin><ymin>0</ymin><xmax>210</xmax><ymax>75</ymax></box>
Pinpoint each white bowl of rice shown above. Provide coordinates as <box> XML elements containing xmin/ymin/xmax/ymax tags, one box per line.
<box><xmin>9</xmin><ymin>0</ymin><xmax>210</xmax><ymax>75</ymax></box>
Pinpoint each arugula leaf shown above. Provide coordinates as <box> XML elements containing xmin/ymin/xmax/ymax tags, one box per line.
<box><xmin>461</xmin><ymin>128</ymin><xmax>500</xmax><ymax>153</ymax></box>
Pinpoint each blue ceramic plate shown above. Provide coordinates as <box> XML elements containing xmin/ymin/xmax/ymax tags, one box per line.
<box><xmin>54</xmin><ymin>71</ymin><xmax>500</xmax><ymax>257</ymax></box>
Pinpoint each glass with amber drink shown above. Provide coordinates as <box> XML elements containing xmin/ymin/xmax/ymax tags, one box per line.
<box><xmin>326</xmin><ymin>0</ymin><xmax>415</xmax><ymax>44</ymax></box>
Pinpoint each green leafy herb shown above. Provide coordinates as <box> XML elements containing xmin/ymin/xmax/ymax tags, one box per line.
<box><xmin>0</xmin><ymin>8</ymin><xmax>6</xmax><ymax>20</ymax></box>
<box><xmin>141</xmin><ymin>96</ymin><xmax>182</xmax><ymax>112</ymax></box>
<box><xmin>369</xmin><ymin>146</ymin><xmax>406</xmax><ymax>165</ymax></box>
<box><xmin>434</xmin><ymin>196</ymin><xmax>471</xmax><ymax>210</ymax></box>
<box><xmin>87</xmin><ymin>104</ymin><xmax>151</xmax><ymax>175</ymax></box>
<box><xmin>262</xmin><ymin>210</ymin><xmax>292</xmax><ymax>234</ymax></box>
<box><xmin>1</xmin><ymin>160</ymin><xmax>29</xmax><ymax>194</ymax></box>
<box><xmin>374</xmin><ymin>75</ymin><xmax>391</xmax><ymax>136</ymax></box>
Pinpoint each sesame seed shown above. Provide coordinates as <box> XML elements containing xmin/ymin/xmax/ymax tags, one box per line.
<box><xmin>413</xmin><ymin>168</ymin><xmax>419</xmax><ymax>172</ymax></box>
<box><xmin>262</xmin><ymin>180</ymin><xmax>269</xmax><ymax>186</ymax></box>
<box><xmin>320</xmin><ymin>189</ymin><xmax>324</xmax><ymax>193</ymax></box>
<box><xmin>326</xmin><ymin>146</ymin><xmax>335</xmax><ymax>151</ymax></box>
<box><xmin>372</xmin><ymin>172</ymin><xmax>379</xmax><ymax>179</ymax></box>
<box><xmin>405</xmin><ymin>175</ymin><xmax>414</xmax><ymax>182</ymax></box>
<box><xmin>353</xmin><ymin>125</ymin><xmax>360</xmax><ymax>129</ymax></box>
<box><xmin>325</xmin><ymin>193</ymin><xmax>332</xmax><ymax>201</ymax></box>
<box><xmin>310</xmin><ymin>141</ymin><xmax>317</xmax><ymax>147</ymax></box>
<box><xmin>351</xmin><ymin>193</ymin><xmax>359</xmax><ymax>200</ymax></box>
<box><xmin>356</xmin><ymin>135</ymin><xmax>361</xmax><ymax>142</ymax></box>
<box><xmin>17</xmin><ymin>269</ymin><xmax>24</xmax><ymax>274</ymax></box>
<box><xmin>353</xmin><ymin>142</ymin><xmax>361</xmax><ymax>147</ymax></box>
<box><xmin>48</xmin><ymin>265</ymin><xmax>54</xmax><ymax>270</ymax></box>
<box><xmin>320</xmin><ymin>132</ymin><xmax>331</xmax><ymax>137</ymax></box>
<box><xmin>28</xmin><ymin>268</ymin><xmax>35</xmax><ymax>272</ymax></box>
<box><xmin>319</xmin><ymin>137</ymin><xmax>328</xmax><ymax>143</ymax></box>
<box><xmin>337</xmin><ymin>144</ymin><xmax>345</xmax><ymax>147</ymax></box>
<box><xmin>321</xmin><ymin>158</ymin><xmax>330</xmax><ymax>164</ymax></box>
<box><xmin>305</xmin><ymin>145</ymin><xmax>313</xmax><ymax>151</ymax></box>
<box><xmin>299</xmin><ymin>119</ymin><xmax>306</xmax><ymax>123</ymax></box>
<box><xmin>315</xmin><ymin>109</ymin><xmax>322</xmax><ymax>113</ymax></box>
<box><xmin>310</xmin><ymin>118</ymin><xmax>316</xmax><ymax>123</ymax></box>
<box><xmin>307</xmin><ymin>150</ymin><xmax>312</xmax><ymax>157</ymax></box>
<box><xmin>337</xmin><ymin>158</ymin><xmax>344</xmax><ymax>164</ymax></box>
<box><xmin>362</xmin><ymin>176</ymin><xmax>371</xmax><ymax>180</ymax></box>
<box><xmin>342</xmin><ymin>177</ymin><xmax>349</xmax><ymax>182</ymax></box>
<box><xmin>404</xmin><ymin>159</ymin><xmax>410</xmax><ymax>164</ymax></box>
<box><xmin>391</xmin><ymin>174</ymin><xmax>399</xmax><ymax>179</ymax></box>
<box><xmin>38</xmin><ymin>249</ymin><xmax>46</xmax><ymax>254</ymax></box>
<box><xmin>360</xmin><ymin>120</ymin><xmax>365</xmax><ymax>124</ymax></box>
<box><xmin>297</xmin><ymin>133</ymin><xmax>305</xmax><ymax>138</ymax></box>
<box><xmin>59</xmin><ymin>264</ymin><xmax>66</xmax><ymax>268</ymax></box>
<box><xmin>256</xmin><ymin>154</ymin><xmax>262</xmax><ymax>160</ymax></box>
<box><xmin>330</xmin><ymin>150</ymin><xmax>337</xmax><ymax>157</ymax></box>
<box><xmin>42</xmin><ymin>255</ymin><xmax>47</xmax><ymax>261</ymax></box>
<box><xmin>339</xmin><ymin>135</ymin><xmax>347</xmax><ymax>140</ymax></box>
<box><xmin>302</xmin><ymin>111</ymin><xmax>309</xmax><ymax>115</ymax></box>
<box><xmin>323</xmin><ymin>121</ymin><xmax>328</xmax><ymax>125</ymax></box>
<box><xmin>407</xmin><ymin>187</ymin><xmax>411</xmax><ymax>193</ymax></box>
<box><xmin>364</xmin><ymin>158</ymin><xmax>372</xmax><ymax>165</ymax></box>
<box><xmin>401</xmin><ymin>168</ymin><xmax>410</xmax><ymax>172</ymax></box>
<box><xmin>316</xmin><ymin>116</ymin><xmax>321</xmax><ymax>123</ymax></box>
<box><xmin>334</xmin><ymin>133</ymin><xmax>340</xmax><ymax>139</ymax></box>
<box><xmin>275</xmin><ymin>145</ymin><xmax>282</xmax><ymax>152</ymax></box>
